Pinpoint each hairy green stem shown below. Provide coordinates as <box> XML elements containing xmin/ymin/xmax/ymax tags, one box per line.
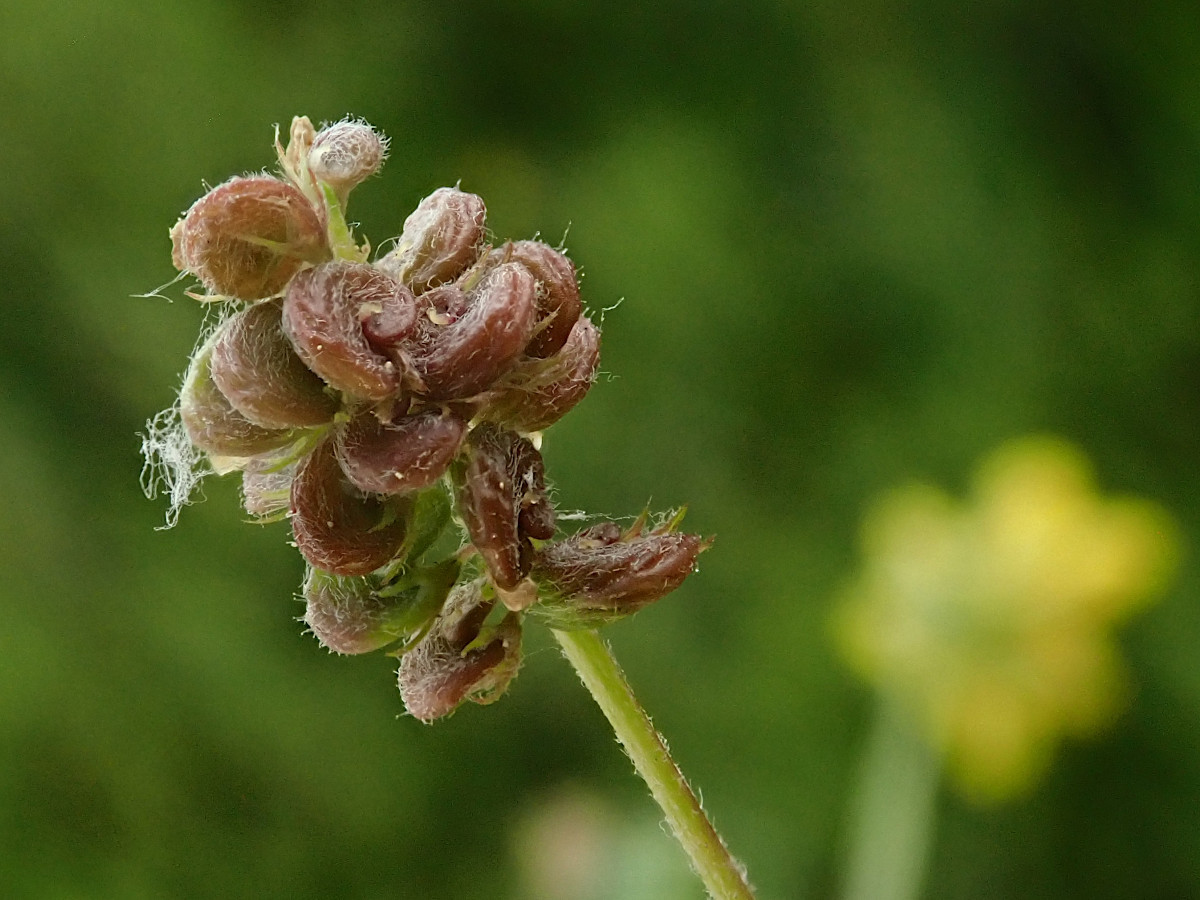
<box><xmin>842</xmin><ymin>697</ymin><xmax>941</xmax><ymax>900</ymax></box>
<box><xmin>553</xmin><ymin>627</ymin><xmax>755</xmax><ymax>900</ymax></box>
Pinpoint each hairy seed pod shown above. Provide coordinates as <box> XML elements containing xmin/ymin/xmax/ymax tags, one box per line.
<box><xmin>398</xmin><ymin>581</ymin><xmax>523</xmax><ymax>723</ymax></box>
<box><xmin>302</xmin><ymin>568</ymin><xmax>401</xmax><ymax>655</ymax></box>
<box><xmin>210</xmin><ymin>299</ymin><xmax>339</xmax><ymax>429</ymax></box>
<box><xmin>169</xmin><ymin>175</ymin><xmax>329</xmax><ymax>300</ymax></box>
<box><xmin>335</xmin><ymin>407</ymin><xmax>468</xmax><ymax>495</ymax></box>
<box><xmin>180</xmin><ymin>332</ymin><xmax>300</xmax><ymax>459</ymax></box>
<box><xmin>483</xmin><ymin>315</ymin><xmax>600</xmax><ymax>433</ymax></box>
<box><xmin>454</xmin><ymin>425</ymin><xmax>552</xmax><ymax>590</ymax></box>
<box><xmin>290</xmin><ymin>438</ymin><xmax>409</xmax><ymax>576</ymax></box>
<box><xmin>454</xmin><ymin>427</ymin><xmax>523</xmax><ymax>589</ymax></box>
<box><xmin>532</xmin><ymin>526</ymin><xmax>707</xmax><ymax>618</ymax></box>
<box><xmin>504</xmin><ymin>241</ymin><xmax>582</xmax><ymax>358</ymax></box>
<box><xmin>410</xmin><ymin>262</ymin><xmax>537</xmax><ymax>401</ymax></box>
<box><xmin>308</xmin><ymin>120</ymin><xmax>387</xmax><ymax>201</ymax></box>
<box><xmin>377</xmin><ymin>187</ymin><xmax>486</xmax><ymax>292</ymax></box>
<box><xmin>283</xmin><ymin>261</ymin><xmax>413</xmax><ymax>401</ymax></box>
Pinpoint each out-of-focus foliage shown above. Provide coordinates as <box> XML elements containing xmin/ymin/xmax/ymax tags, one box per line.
<box><xmin>3</xmin><ymin>1</ymin><xmax>1200</xmax><ymax>897</ymax></box>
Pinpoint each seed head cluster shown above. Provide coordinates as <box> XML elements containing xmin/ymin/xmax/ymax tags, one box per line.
<box><xmin>147</xmin><ymin>116</ymin><xmax>709</xmax><ymax>721</ymax></box>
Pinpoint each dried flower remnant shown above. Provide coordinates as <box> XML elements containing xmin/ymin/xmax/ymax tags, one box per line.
<box><xmin>832</xmin><ymin>436</ymin><xmax>1178</xmax><ymax>802</ymax></box>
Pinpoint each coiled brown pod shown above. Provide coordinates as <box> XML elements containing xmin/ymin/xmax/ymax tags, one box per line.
<box><xmin>179</xmin><ymin>332</ymin><xmax>300</xmax><ymax>459</ymax></box>
<box><xmin>482</xmin><ymin>315</ymin><xmax>600</xmax><ymax>434</ymax></box>
<box><xmin>210</xmin><ymin>298</ymin><xmax>339</xmax><ymax>429</ymax></box>
<box><xmin>377</xmin><ymin>187</ymin><xmax>487</xmax><ymax>293</ymax></box>
<box><xmin>532</xmin><ymin>524</ymin><xmax>707</xmax><ymax>622</ymax></box>
<box><xmin>290</xmin><ymin>438</ymin><xmax>410</xmax><ymax>576</ymax></box>
<box><xmin>335</xmin><ymin>407</ymin><xmax>468</xmax><ymax>496</ymax></box>
<box><xmin>170</xmin><ymin>175</ymin><xmax>329</xmax><ymax>300</ymax></box>
<box><xmin>502</xmin><ymin>241</ymin><xmax>582</xmax><ymax>359</ymax></box>
<box><xmin>283</xmin><ymin>261</ymin><xmax>414</xmax><ymax>401</ymax></box>
<box><xmin>304</xmin><ymin>560</ymin><xmax>460</xmax><ymax>656</ymax></box>
<box><xmin>302</xmin><ymin>568</ymin><xmax>403</xmax><ymax>655</ymax></box>
<box><xmin>398</xmin><ymin>580</ymin><xmax>523</xmax><ymax>722</ymax></box>
<box><xmin>408</xmin><ymin>262</ymin><xmax>538</xmax><ymax>402</ymax></box>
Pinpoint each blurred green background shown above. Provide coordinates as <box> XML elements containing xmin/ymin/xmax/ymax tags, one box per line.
<box><xmin>4</xmin><ymin>1</ymin><xmax>1200</xmax><ymax>897</ymax></box>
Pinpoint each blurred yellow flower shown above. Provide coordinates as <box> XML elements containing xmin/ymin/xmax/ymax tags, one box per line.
<box><xmin>833</xmin><ymin>436</ymin><xmax>1178</xmax><ymax>803</ymax></box>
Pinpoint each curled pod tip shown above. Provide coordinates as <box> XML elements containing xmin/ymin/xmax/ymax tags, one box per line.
<box><xmin>210</xmin><ymin>298</ymin><xmax>339</xmax><ymax>429</ymax></box>
<box><xmin>410</xmin><ymin>261</ymin><xmax>538</xmax><ymax>402</ymax></box>
<box><xmin>504</xmin><ymin>240</ymin><xmax>582</xmax><ymax>359</ymax></box>
<box><xmin>170</xmin><ymin>175</ymin><xmax>329</xmax><ymax>300</ymax></box>
<box><xmin>283</xmin><ymin>261</ymin><xmax>414</xmax><ymax>401</ymax></box>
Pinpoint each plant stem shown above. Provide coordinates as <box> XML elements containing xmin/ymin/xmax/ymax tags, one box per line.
<box><xmin>553</xmin><ymin>627</ymin><xmax>755</xmax><ymax>900</ymax></box>
<box><xmin>841</xmin><ymin>697</ymin><xmax>941</xmax><ymax>900</ymax></box>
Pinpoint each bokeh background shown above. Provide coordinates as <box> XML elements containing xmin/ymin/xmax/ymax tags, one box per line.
<box><xmin>4</xmin><ymin>1</ymin><xmax>1200</xmax><ymax>897</ymax></box>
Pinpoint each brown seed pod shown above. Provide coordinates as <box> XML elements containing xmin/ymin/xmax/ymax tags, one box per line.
<box><xmin>302</xmin><ymin>568</ymin><xmax>401</xmax><ymax>655</ymax></box>
<box><xmin>290</xmin><ymin>438</ymin><xmax>410</xmax><ymax>576</ymax></box>
<box><xmin>308</xmin><ymin>120</ymin><xmax>387</xmax><ymax>202</ymax></box>
<box><xmin>169</xmin><ymin>175</ymin><xmax>329</xmax><ymax>300</ymax></box>
<box><xmin>504</xmin><ymin>241</ymin><xmax>582</xmax><ymax>358</ymax></box>
<box><xmin>398</xmin><ymin>580</ymin><xmax>523</xmax><ymax>722</ymax></box>
<box><xmin>210</xmin><ymin>298</ymin><xmax>339</xmax><ymax>429</ymax></box>
<box><xmin>532</xmin><ymin>525</ymin><xmax>707</xmax><ymax>618</ymax></box>
<box><xmin>282</xmin><ymin>261</ymin><xmax>413</xmax><ymax>401</ymax></box>
<box><xmin>409</xmin><ymin>262</ymin><xmax>537</xmax><ymax>402</ymax></box>
<box><xmin>179</xmin><ymin>332</ymin><xmax>300</xmax><ymax>459</ymax></box>
<box><xmin>453</xmin><ymin>425</ymin><xmax>553</xmax><ymax>590</ymax></box>
<box><xmin>377</xmin><ymin>187</ymin><xmax>487</xmax><ymax>293</ymax></box>
<box><xmin>482</xmin><ymin>314</ymin><xmax>600</xmax><ymax>433</ymax></box>
<box><xmin>335</xmin><ymin>407</ymin><xmax>468</xmax><ymax>496</ymax></box>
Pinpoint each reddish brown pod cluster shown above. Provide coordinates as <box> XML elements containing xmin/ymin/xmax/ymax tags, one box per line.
<box><xmin>152</xmin><ymin>115</ymin><xmax>708</xmax><ymax>722</ymax></box>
